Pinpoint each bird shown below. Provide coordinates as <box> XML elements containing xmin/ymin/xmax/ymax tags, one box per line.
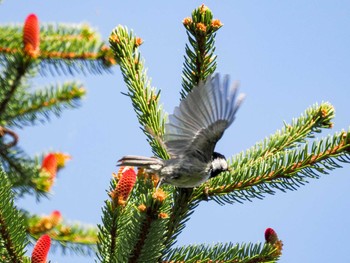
<box><xmin>118</xmin><ymin>73</ymin><xmax>245</xmax><ymax>188</ymax></box>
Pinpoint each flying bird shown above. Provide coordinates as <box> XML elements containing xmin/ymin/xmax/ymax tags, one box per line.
<box><xmin>118</xmin><ymin>74</ymin><xmax>245</xmax><ymax>188</ymax></box>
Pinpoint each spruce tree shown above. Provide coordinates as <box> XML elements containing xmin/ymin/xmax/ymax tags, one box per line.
<box><xmin>0</xmin><ymin>4</ymin><xmax>349</xmax><ymax>263</ymax></box>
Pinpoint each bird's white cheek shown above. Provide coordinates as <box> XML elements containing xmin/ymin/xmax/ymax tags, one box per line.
<box><xmin>149</xmin><ymin>164</ymin><xmax>163</xmax><ymax>171</ymax></box>
<box><xmin>211</xmin><ymin>159</ymin><xmax>221</xmax><ymax>170</ymax></box>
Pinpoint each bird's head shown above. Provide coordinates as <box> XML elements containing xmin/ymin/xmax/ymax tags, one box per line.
<box><xmin>210</xmin><ymin>152</ymin><xmax>229</xmax><ymax>178</ymax></box>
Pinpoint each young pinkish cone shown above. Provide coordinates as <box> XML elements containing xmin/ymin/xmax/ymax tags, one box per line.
<box><xmin>50</xmin><ymin>210</ymin><xmax>62</xmax><ymax>226</ymax></box>
<box><xmin>112</xmin><ymin>166</ymin><xmax>137</xmax><ymax>205</ymax></box>
<box><xmin>265</xmin><ymin>227</ymin><xmax>278</xmax><ymax>244</ymax></box>
<box><xmin>41</xmin><ymin>153</ymin><xmax>58</xmax><ymax>179</ymax></box>
<box><xmin>23</xmin><ymin>13</ymin><xmax>40</xmax><ymax>57</ymax></box>
<box><xmin>39</xmin><ymin>153</ymin><xmax>58</xmax><ymax>191</ymax></box>
<box><xmin>31</xmin><ymin>234</ymin><xmax>51</xmax><ymax>263</ymax></box>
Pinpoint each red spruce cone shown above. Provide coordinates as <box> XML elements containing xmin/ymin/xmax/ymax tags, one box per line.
<box><xmin>31</xmin><ymin>234</ymin><xmax>51</xmax><ymax>263</ymax></box>
<box><xmin>265</xmin><ymin>227</ymin><xmax>278</xmax><ymax>244</ymax></box>
<box><xmin>41</xmin><ymin>153</ymin><xmax>58</xmax><ymax>179</ymax></box>
<box><xmin>116</xmin><ymin>166</ymin><xmax>137</xmax><ymax>201</ymax></box>
<box><xmin>23</xmin><ymin>13</ymin><xmax>40</xmax><ymax>57</ymax></box>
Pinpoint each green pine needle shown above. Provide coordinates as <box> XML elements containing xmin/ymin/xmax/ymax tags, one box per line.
<box><xmin>0</xmin><ymin>145</ymin><xmax>42</xmax><ymax>198</ymax></box>
<box><xmin>204</xmin><ymin>129</ymin><xmax>350</xmax><ymax>205</ymax></box>
<box><xmin>232</xmin><ymin>102</ymin><xmax>335</xmax><ymax>170</ymax></box>
<box><xmin>164</xmin><ymin>241</ymin><xmax>281</xmax><ymax>263</ymax></box>
<box><xmin>0</xmin><ymin>170</ymin><xmax>28</xmax><ymax>262</ymax></box>
<box><xmin>109</xmin><ymin>26</ymin><xmax>168</xmax><ymax>159</ymax></box>
<box><xmin>3</xmin><ymin>81</ymin><xmax>86</xmax><ymax>127</ymax></box>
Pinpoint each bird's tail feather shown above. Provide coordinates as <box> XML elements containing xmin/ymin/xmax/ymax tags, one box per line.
<box><xmin>117</xmin><ymin>155</ymin><xmax>164</xmax><ymax>169</ymax></box>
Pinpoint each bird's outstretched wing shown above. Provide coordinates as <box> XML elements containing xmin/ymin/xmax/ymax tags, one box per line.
<box><xmin>164</xmin><ymin>74</ymin><xmax>245</xmax><ymax>162</ymax></box>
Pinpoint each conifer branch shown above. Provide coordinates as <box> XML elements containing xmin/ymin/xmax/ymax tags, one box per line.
<box><xmin>0</xmin><ymin>23</ymin><xmax>115</xmax><ymax>76</ymax></box>
<box><xmin>129</xmin><ymin>205</ymin><xmax>160</xmax><ymax>263</ymax></box>
<box><xmin>181</xmin><ymin>4</ymin><xmax>222</xmax><ymax>98</ymax></box>
<box><xmin>98</xmin><ymin>171</ymin><xmax>172</xmax><ymax>262</ymax></box>
<box><xmin>0</xmin><ymin>171</ymin><xmax>28</xmax><ymax>262</ymax></box>
<box><xmin>191</xmin><ymin>102</ymin><xmax>338</xmax><ymax>203</ymax></box>
<box><xmin>2</xmin><ymin>81</ymin><xmax>86</xmax><ymax>127</ymax></box>
<box><xmin>202</xmin><ymin>129</ymin><xmax>350</xmax><ymax>204</ymax></box>
<box><xmin>97</xmin><ymin>198</ymin><xmax>121</xmax><ymax>262</ymax></box>
<box><xmin>0</xmin><ymin>146</ymin><xmax>41</xmax><ymax>197</ymax></box>
<box><xmin>0</xmin><ymin>54</ymin><xmax>33</xmax><ymax>115</ymax></box>
<box><xmin>29</xmin><ymin>228</ymin><xmax>97</xmax><ymax>255</ymax></box>
<box><xmin>122</xmin><ymin>179</ymin><xmax>170</xmax><ymax>262</ymax></box>
<box><xmin>0</xmin><ymin>215</ymin><xmax>20</xmax><ymax>263</ymax></box>
<box><xmin>27</xmin><ymin>218</ymin><xmax>98</xmax><ymax>245</ymax></box>
<box><xmin>232</xmin><ymin>102</ymin><xmax>334</xmax><ymax>170</ymax></box>
<box><xmin>164</xmin><ymin>242</ymin><xmax>281</xmax><ymax>263</ymax></box>
<box><xmin>129</xmin><ymin>200</ymin><xmax>170</xmax><ymax>263</ymax></box>
<box><xmin>97</xmin><ymin>177</ymin><xmax>134</xmax><ymax>262</ymax></box>
<box><xmin>161</xmin><ymin>188</ymin><xmax>198</xmax><ymax>257</ymax></box>
<box><xmin>109</xmin><ymin>26</ymin><xmax>168</xmax><ymax>159</ymax></box>
<box><xmin>23</xmin><ymin>210</ymin><xmax>97</xmax><ymax>256</ymax></box>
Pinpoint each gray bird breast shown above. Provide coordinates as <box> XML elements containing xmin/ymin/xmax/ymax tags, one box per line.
<box><xmin>160</xmin><ymin>157</ymin><xmax>211</xmax><ymax>188</ymax></box>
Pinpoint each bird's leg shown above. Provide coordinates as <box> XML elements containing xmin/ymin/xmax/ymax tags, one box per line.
<box><xmin>156</xmin><ymin>177</ymin><xmax>165</xmax><ymax>190</ymax></box>
<box><xmin>203</xmin><ymin>185</ymin><xmax>210</xmax><ymax>201</ymax></box>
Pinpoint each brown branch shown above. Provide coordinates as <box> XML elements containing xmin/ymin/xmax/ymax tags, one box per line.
<box><xmin>161</xmin><ymin>188</ymin><xmax>194</xmax><ymax>258</ymax></box>
<box><xmin>0</xmin><ymin>126</ymin><xmax>19</xmax><ymax>148</ymax></box>
<box><xmin>0</xmin><ymin>58</ymin><xmax>30</xmax><ymax>115</ymax></box>
<box><xmin>0</xmin><ymin>47</ymin><xmax>20</xmax><ymax>54</ymax></box>
<box><xmin>0</xmin><ymin>47</ymin><xmax>115</xmax><ymax>64</ymax></box>
<box><xmin>40</xmin><ymin>50</ymin><xmax>100</xmax><ymax>60</ymax></box>
<box><xmin>194</xmin><ymin>32</ymin><xmax>207</xmax><ymax>84</ymax></box>
<box><xmin>129</xmin><ymin>206</ymin><xmax>159</xmax><ymax>263</ymax></box>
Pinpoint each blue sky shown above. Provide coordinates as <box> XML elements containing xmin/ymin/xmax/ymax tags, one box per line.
<box><xmin>1</xmin><ymin>1</ymin><xmax>350</xmax><ymax>262</ymax></box>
